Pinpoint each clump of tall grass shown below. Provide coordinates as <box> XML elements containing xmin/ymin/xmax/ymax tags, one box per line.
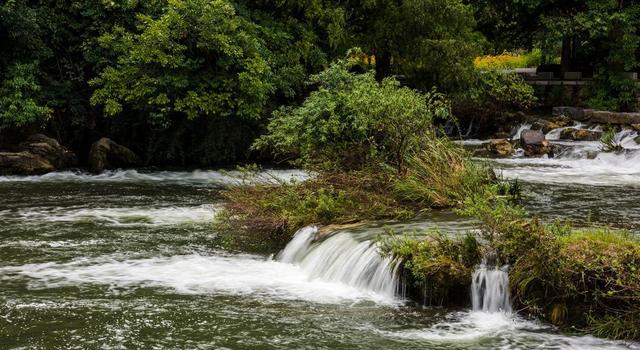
<box><xmin>392</xmin><ymin>137</ymin><xmax>493</xmax><ymax>208</ymax></box>
<box><xmin>601</xmin><ymin>128</ymin><xmax>624</xmax><ymax>152</ymax></box>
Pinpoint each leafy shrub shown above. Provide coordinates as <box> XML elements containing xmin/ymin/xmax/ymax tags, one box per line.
<box><xmin>453</xmin><ymin>70</ymin><xmax>537</xmax><ymax>122</ymax></box>
<box><xmin>0</xmin><ymin>63</ymin><xmax>51</xmax><ymax>128</ymax></box>
<box><xmin>253</xmin><ymin>59</ymin><xmax>451</xmax><ymax>173</ymax></box>
<box><xmin>587</xmin><ymin>73</ymin><xmax>640</xmax><ymax>112</ymax></box>
<box><xmin>380</xmin><ymin>231</ymin><xmax>482</xmax><ymax>305</ymax></box>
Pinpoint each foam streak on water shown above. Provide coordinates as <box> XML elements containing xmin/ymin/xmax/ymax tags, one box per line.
<box><xmin>7</xmin><ymin>204</ymin><xmax>217</xmax><ymax>227</ymax></box>
<box><xmin>0</xmin><ymin>169</ymin><xmax>311</xmax><ymax>185</ymax></box>
<box><xmin>381</xmin><ymin>311</ymin><xmax>639</xmax><ymax>349</ymax></box>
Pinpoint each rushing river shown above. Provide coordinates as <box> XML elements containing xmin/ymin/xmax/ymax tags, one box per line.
<box><xmin>0</xmin><ymin>160</ymin><xmax>638</xmax><ymax>348</ymax></box>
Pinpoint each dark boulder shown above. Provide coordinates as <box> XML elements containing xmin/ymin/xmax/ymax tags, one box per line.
<box><xmin>0</xmin><ymin>151</ymin><xmax>55</xmax><ymax>175</ymax></box>
<box><xmin>520</xmin><ymin>129</ymin><xmax>554</xmax><ymax>157</ymax></box>
<box><xmin>89</xmin><ymin>138</ymin><xmax>140</xmax><ymax>173</ymax></box>
<box><xmin>552</xmin><ymin>107</ymin><xmax>591</xmax><ymax>122</ymax></box>
<box><xmin>19</xmin><ymin>134</ymin><xmax>77</xmax><ymax>168</ymax></box>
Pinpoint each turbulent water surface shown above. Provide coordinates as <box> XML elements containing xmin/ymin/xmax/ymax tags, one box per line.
<box><xmin>0</xmin><ymin>168</ymin><xmax>638</xmax><ymax>349</ymax></box>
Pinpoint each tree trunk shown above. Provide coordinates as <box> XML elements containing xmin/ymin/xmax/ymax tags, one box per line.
<box><xmin>561</xmin><ymin>36</ymin><xmax>573</xmax><ymax>75</ymax></box>
<box><xmin>375</xmin><ymin>50</ymin><xmax>391</xmax><ymax>81</ymax></box>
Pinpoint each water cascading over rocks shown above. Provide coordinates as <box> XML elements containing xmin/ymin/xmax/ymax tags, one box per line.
<box><xmin>471</xmin><ymin>259</ymin><xmax>512</xmax><ymax>313</ymax></box>
<box><xmin>277</xmin><ymin>226</ymin><xmax>401</xmax><ymax>298</ymax></box>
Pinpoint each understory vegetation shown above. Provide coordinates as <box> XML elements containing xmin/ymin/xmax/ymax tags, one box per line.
<box><xmin>382</xmin><ymin>194</ymin><xmax>640</xmax><ymax>340</ymax></box>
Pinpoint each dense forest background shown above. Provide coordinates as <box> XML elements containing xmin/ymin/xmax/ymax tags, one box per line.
<box><xmin>2</xmin><ymin>0</ymin><xmax>639</xmax><ymax>167</ymax></box>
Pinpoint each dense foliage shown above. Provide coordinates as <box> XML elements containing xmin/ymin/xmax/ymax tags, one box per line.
<box><xmin>254</xmin><ymin>59</ymin><xmax>450</xmax><ymax>173</ymax></box>
<box><xmin>3</xmin><ymin>0</ymin><xmax>640</xmax><ymax>162</ymax></box>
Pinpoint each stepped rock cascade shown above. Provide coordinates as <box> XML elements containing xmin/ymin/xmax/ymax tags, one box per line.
<box><xmin>277</xmin><ymin>226</ymin><xmax>401</xmax><ymax>299</ymax></box>
<box><xmin>471</xmin><ymin>261</ymin><xmax>512</xmax><ymax>313</ymax></box>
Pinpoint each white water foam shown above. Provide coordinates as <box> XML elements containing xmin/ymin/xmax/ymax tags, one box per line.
<box><xmin>493</xmin><ymin>150</ymin><xmax>640</xmax><ymax>186</ymax></box>
<box><xmin>471</xmin><ymin>262</ymin><xmax>511</xmax><ymax>313</ymax></box>
<box><xmin>380</xmin><ymin>311</ymin><xmax>638</xmax><ymax>349</ymax></box>
<box><xmin>0</xmin><ymin>253</ymin><xmax>397</xmax><ymax>305</ymax></box>
<box><xmin>9</xmin><ymin>204</ymin><xmax>217</xmax><ymax>227</ymax></box>
<box><xmin>277</xmin><ymin>226</ymin><xmax>400</xmax><ymax>299</ymax></box>
<box><xmin>0</xmin><ymin>169</ymin><xmax>311</xmax><ymax>185</ymax></box>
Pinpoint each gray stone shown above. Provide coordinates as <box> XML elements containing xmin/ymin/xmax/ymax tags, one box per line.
<box><xmin>520</xmin><ymin>130</ymin><xmax>554</xmax><ymax>157</ymax></box>
<box><xmin>564</xmin><ymin>72</ymin><xmax>582</xmax><ymax>80</ymax></box>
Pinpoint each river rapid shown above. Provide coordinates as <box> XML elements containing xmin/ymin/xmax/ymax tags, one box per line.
<box><xmin>0</xmin><ymin>158</ymin><xmax>638</xmax><ymax>348</ymax></box>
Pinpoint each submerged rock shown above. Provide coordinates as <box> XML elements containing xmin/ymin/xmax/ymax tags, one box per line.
<box><xmin>89</xmin><ymin>137</ymin><xmax>140</xmax><ymax>173</ymax></box>
<box><xmin>542</xmin><ymin>116</ymin><xmax>573</xmax><ymax>134</ymax></box>
<box><xmin>0</xmin><ymin>151</ymin><xmax>55</xmax><ymax>175</ymax></box>
<box><xmin>488</xmin><ymin>139</ymin><xmax>514</xmax><ymax>157</ymax></box>
<box><xmin>520</xmin><ymin>130</ymin><xmax>553</xmax><ymax>157</ymax></box>
<box><xmin>559</xmin><ymin>128</ymin><xmax>602</xmax><ymax>141</ymax></box>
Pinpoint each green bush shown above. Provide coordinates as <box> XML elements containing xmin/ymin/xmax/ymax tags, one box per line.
<box><xmin>253</xmin><ymin>59</ymin><xmax>451</xmax><ymax>173</ymax></box>
<box><xmin>380</xmin><ymin>231</ymin><xmax>482</xmax><ymax>305</ymax></box>
<box><xmin>587</xmin><ymin>73</ymin><xmax>640</xmax><ymax>112</ymax></box>
<box><xmin>453</xmin><ymin>70</ymin><xmax>537</xmax><ymax>125</ymax></box>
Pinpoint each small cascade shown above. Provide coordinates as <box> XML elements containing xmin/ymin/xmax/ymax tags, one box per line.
<box><xmin>277</xmin><ymin>226</ymin><xmax>400</xmax><ymax>298</ymax></box>
<box><xmin>511</xmin><ymin>124</ymin><xmax>531</xmax><ymax>140</ymax></box>
<box><xmin>471</xmin><ymin>259</ymin><xmax>511</xmax><ymax>313</ymax></box>
<box><xmin>277</xmin><ymin>226</ymin><xmax>317</xmax><ymax>263</ymax></box>
<box><xmin>615</xmin><ymin>128</ymin><xmax>639</xmax><ymax>148</ymax></box>
<box><xmin>545</xmin><ymin>122</ymin><xmax>586</xmax><ymax>140</ymax></box>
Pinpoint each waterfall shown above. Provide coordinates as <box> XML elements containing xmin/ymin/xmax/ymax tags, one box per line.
<box><xmin>471</xmin><ymin>260</ymin><xmax>511</xmax><ymax>313</ymax></box>
<box><xmin>277</xmin><ymin>226</ymin><xmax>400</xmax><ymax>298</ymax></box>
<box><xmin>277</xmin><ymin>226</ymin><xmax>317</xmax><ymax>263</ymax></box>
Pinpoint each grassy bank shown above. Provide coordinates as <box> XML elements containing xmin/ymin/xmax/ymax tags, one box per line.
<box><xmin>216</xmin><ymin>142</ymin><xmax>491</xmax><ymax>250</ymax></box>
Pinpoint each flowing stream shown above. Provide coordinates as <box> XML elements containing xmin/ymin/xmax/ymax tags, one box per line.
<box><xmin>1</xmin><ymin>169</ymin><xmax>638</xmax><ymax>349</ymax></box>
